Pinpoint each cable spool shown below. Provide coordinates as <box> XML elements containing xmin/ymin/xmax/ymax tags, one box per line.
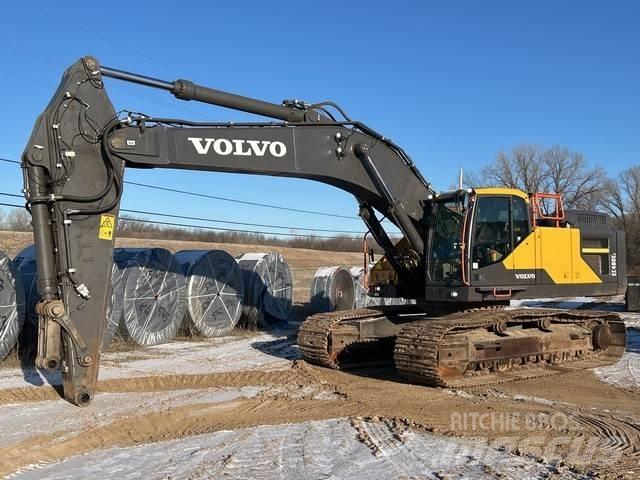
<box><xmin>0</xmin><ymin>251</ymin><xmax>25</xmax><ymax>360</ymax></box>
<box><xmin>309</xmin><ymin>266</ymin><xmax>355</xmax><ymax>313</ymax></box>
<box><xmin>350</xmin><ymin>266</ymin><xmax>384</xmax><ymax>308</ymax></box>
<box><xmin>13</xmin><ymin>246</ymin><xmax>38</xmax><ymax>360</ymax></box>
<box><xmin>12</xmin><ymin>245</ymin><xmax>35</xmax><ymax>270</ymax></box>
<box><xmin>115</xmin><ymin>248</ymin><xmax>186</xmax><ymax>346</ymax></box>
<box><xmin>174</xmin><ymin>250</ymin><xmax>244</xmax><ymax>338</ymax></box>
<box><xmin>14</xmin><ymin>245</ymin><xmax>122</xmax><ymax>351</ymax></box>
<box><xmin>236</xmin><ymin>253</ymin><xmax>292</xmax><ymax>328</ymax></box>
<box><xmin>349</xmin><ymin>267</ymin><xmax>416</xmax><ymax>307</ymax></box>
<box><xmin>104</xmin><ymin>259</ymin><xmax>125</xmax><ymax>349</ymax></box>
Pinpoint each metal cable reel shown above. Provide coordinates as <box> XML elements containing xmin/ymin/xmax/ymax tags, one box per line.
<box><xmin>16</xmin><ymin>245</ymin><xmax>122</xmax><ymax>352</ymax></box>
<box><xmin>350</xmin><ymin>266</ymin><xmax>384</xmax><ymax>308</ymax></box>
<box><xmin>236</xmin><ymin>252</ymin><xmax>293</xmax><ymax>328</ymax></box>
<box><xmin>0</xmin><ymin>251</ymin><xmax>25</xmax><ymax>359</ymax></box>
<box><xmin>175</xmin><ymin>250</ymin><xmax>244</xmax><ymax>338</ymax></box>
<box><xmin>13</xmin><ymin>245</ymin><xmax>38</xmax><ymax>359</ymax></box>
<box><xmin>309</xmin><ymin>266</ymin><xmax>355</xmax><ymax>312</ymax></box>
<box><xmin>104</xmin><ymin>258</ymin><xmax>125</xmax><ymax>349</ymax></box>
<box><xmin>115</xmin><ymin>248</ymin><xmax>187</xmax><ymax>346</ymax></box>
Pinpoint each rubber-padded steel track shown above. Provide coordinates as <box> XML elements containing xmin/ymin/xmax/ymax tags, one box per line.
<box><xmin>298</xmin><ymin>307</ymin><xmax>626</xmax><ymax>389</ymax></box>
<box><xmin>297</xmin><ymin>308</ymin><xmax>385</xmax><ymax>369</ymax></box>
<box><xmin>394</xmin><ymin>308</ymin><xmax>626</xmax><ymax>388</ymax></box>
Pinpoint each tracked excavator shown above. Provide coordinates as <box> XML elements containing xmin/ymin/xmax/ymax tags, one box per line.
<box><xmin>21</xmin><ymin>57</ymin><xmax>627</xmax><ymax>406</ymax></box>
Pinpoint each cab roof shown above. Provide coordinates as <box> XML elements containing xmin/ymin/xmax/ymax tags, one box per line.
<box><xmin>474</xmin><ymin>187</ymin><xmax>529</xmax><ymax>201</ymax></box>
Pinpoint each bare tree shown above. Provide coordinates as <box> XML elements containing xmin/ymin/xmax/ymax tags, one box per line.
<box><xmin>479</xmin><ymin>144</ymin><xmax>604</xmax><ymax>209</ymax></box>
<box><xmin>541</xmin><ymin>146</ymin><xmax>605</xmax><ymax>209</ymax></box>
<box><xmin>483</xmin><ymin>144</ymin><xmax>544</xmax><ymax>193</ymax></box>
<box><xmin>2</xmin><ymin>208</ymin><xmax>31</xmax><ymax>231</ymax></box>
<box><xmin>461</xmin><ymin>169</ymin><xmax>485</xmax><ymax>190</ymax></box>
<box><xmin>116</xmin><ymin>215</ymin><xmax>380</xmax><ymax>253</ymax></box>
<box><xmin>599</xmin><ymin>166</ymin><xmax>640</xmax><ymax>271</ymax></box>
<box><xmin>600</xmin><ymin>166</ymin><xmax>640</xmax><ymax>224</ymax></box>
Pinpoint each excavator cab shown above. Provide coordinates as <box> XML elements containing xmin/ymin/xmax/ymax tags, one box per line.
<box><xmin>424</xmin><ymin>187</ymin><xmax>626</xmax><ymax>304</ymax></box>
<box><xmin>470</xmin><ymin>189</ymin><xmax>530</xmax><ymax>270</ymax></box>
<box><xmin>427</xmin><ymin>188</ymin><xmax>531</xmax><ymax>285</ymax></box>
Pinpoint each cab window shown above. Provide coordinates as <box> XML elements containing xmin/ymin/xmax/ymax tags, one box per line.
<box><xmin>512</xmin><ymin>196</ymin><xmax>530</xmax><ymax>245</ymax></box>
<box><xmin>473</xmin><ymin>196</ymin><xmax>512</xmax><ymax>267</ymax></box>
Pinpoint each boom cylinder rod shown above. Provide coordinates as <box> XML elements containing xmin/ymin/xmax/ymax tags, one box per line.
<box><xmin>99</xmin><ymin>66</ymin><xmax>174</xmax><ymax>90</ymax></box>
<box><xmin>100</xmin><ymin>65</ymin><xmax>306</xmax><ymax>122</ymax></box>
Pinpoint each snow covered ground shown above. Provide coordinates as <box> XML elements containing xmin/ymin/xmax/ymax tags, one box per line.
<box><xmin>9</xmin><ymin>418</ymin><xmax>572</xmax><ymax>480</ymax></box>
<box><xmin>0</xmin><ymin>328</ymin><xmax>300</xmax><ymax>390</ymax></box>
<box><xmin>2</xmin><ymin>296</ymin><xmax>639</xmax><ymax>479</ymax></box>
<box><xmin>595</xmin><ymin>320</ymin><xmax>640</xmax><ymax>388</ymax></box>
<box><xmin>0</xmin><ymin>387</ymin><xmax>264</xmax><ymax>450</ymax></box>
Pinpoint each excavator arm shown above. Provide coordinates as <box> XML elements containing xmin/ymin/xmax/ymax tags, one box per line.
<box><xmin>21</xmin><ymin>57</ymin><xmax>434</xmax><ymax>405</ymax></box>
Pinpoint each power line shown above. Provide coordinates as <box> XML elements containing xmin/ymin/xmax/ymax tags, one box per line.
<box><xmin>121</xmin><ymin>207</ymin><xmax>364</xmax><ymax>234</ymax></box>
<box><xmin>0</xmin><ymin>157</ymin><xmax>360</xmax><ymax>219</ymax></box>
<box><xmin>0</xmin><ymin>201</ymin><xmax>23</xmax><ymax>209</ymax></box>
<box><xmin>0</xmin><ymin>201</ymin><xmax>363</xmax><ymax>240</ymax></box>
<box><xmin>25</xmin><ymin>0</ymin><xmax>189</xmax><ymax>77</ymax></box>
<box><xmin>0</xmin><ymin>37</ymin><xmax>221</xmax><ymax>121</ymax></box>
<box><xmin>0</xmin><ymin>192</ymin><xmax>364</xmax><ymax>234</ymax></box>
<box><xmin>0</xmin><ymin>156</ymin><xmax>408</xmax><ymax>240</ymax></box>
<box><xmin>119</xmin><ymin>217</ymin><xmax>360</xmax><ymax>240</ymax></box>
<box><xmin>123</xmin><ymin>180</ymin><xmax>359</xmax><ymax>219</ymax></box>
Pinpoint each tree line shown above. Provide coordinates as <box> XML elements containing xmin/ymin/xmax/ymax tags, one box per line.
<box><xmin>0</xmin><ymin>208</ymin><xmax>380</xmax><ymax>253</ymax></box>
<box><xmin>116</xmin><ymin>216</ymin><xmax>375</xmax><ymax>253</ymax></box>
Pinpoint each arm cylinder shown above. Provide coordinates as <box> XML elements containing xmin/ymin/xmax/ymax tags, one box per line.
<box><xmin>100</xmin><ymin>65</ymin><xmax>305</xmax><ymax>122</ymax></box>
<box><xmin>172</xmin><ymin>80</ymin><xmax>306</xmax><ymax>122</ymax></box>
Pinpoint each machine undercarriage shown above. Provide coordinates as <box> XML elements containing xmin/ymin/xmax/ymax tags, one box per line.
<box><xmin>298</xmin><ymin>306</ymin><xmax>627</xmax><ymax>388</ymax></box>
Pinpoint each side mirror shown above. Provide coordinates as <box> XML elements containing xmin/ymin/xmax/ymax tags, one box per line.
<box><xmin>369</xmin><ymin>247</ymin><xmax>375</xmax><ymax>264</ymax></box>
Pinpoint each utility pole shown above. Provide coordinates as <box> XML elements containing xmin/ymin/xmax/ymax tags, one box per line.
<box><xmin>458</xmin><ymin>168</ymin><xmax>463</xmax><ymax>190</ymax></box>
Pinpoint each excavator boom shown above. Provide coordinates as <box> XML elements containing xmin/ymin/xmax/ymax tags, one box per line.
<box><xmin>21</xmin><ymin>57</ymin><xmax>431</xmax><ymax>405</ymax></box>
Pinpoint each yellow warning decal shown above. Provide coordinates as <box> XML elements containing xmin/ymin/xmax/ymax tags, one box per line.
<box><xmin>98</xmin><ymin>214</ymin><xmax>115</xmax><ymax>240</ymax></box>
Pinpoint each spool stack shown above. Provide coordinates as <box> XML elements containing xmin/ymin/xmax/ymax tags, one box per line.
<box><xmin>0</xmin><ymin>251</ymin><xmax>25</xmax><ymax>360</ymax></box>
<box><xmin>13</xmin><ymin>246</ymin><xmax>38</xmax><ymax>359</ymax></box>
<box><xmin>104</xmin><ymin>259</ymin><xmax>126</xmax><ymax>349</ymax></box>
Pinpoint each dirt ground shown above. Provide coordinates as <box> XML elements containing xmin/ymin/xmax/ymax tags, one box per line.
<box><xmin>0</xmin><ymin>231</ymin><xmax>639</xmax><ymax>478</ymax></box>
<box><xmin>0</xmin><ymin>305</ymin><xmax>637</xmax><ymax>478</ymax></box>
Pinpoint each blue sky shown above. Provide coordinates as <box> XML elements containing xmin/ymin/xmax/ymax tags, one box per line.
<box><xmin>0</xmin><ymin>1</ymin><xmax>638</xmax><ymax>237</ymax></box>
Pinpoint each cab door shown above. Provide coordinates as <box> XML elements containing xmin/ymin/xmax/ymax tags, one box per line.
<box><xmin>509</xmin><ymin>195</ymin><xmax>536</xmax><ymax>285</ymax></box>
<box><xmin>470</xmin><ymin>194</ymin><xmax>535</xmax><ymax>286</ymax></box>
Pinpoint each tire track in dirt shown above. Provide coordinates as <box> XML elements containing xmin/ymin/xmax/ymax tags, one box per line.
<box><xmin>0</xmin><ymin>397</ymin><xmax>359</xmax><ymax>477</ymax></box>
<box><xmin>0</xmin><ymin>367</ymin><xmax>319</xmax><ymax>406</ymax></box>
<box><xmin>570</xmin><ymin>413</ymin><xmax>640</xmax><ymax>456</ymax></box>
<box><xmin>350</xmin><ymin>417</ymin><xmax>427</xmax><ymax>478</ymax></box>
<box><xmin>2</xmin><ymin>361</ymin><xmax>640</xmax><ymax>477</ymax></box>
